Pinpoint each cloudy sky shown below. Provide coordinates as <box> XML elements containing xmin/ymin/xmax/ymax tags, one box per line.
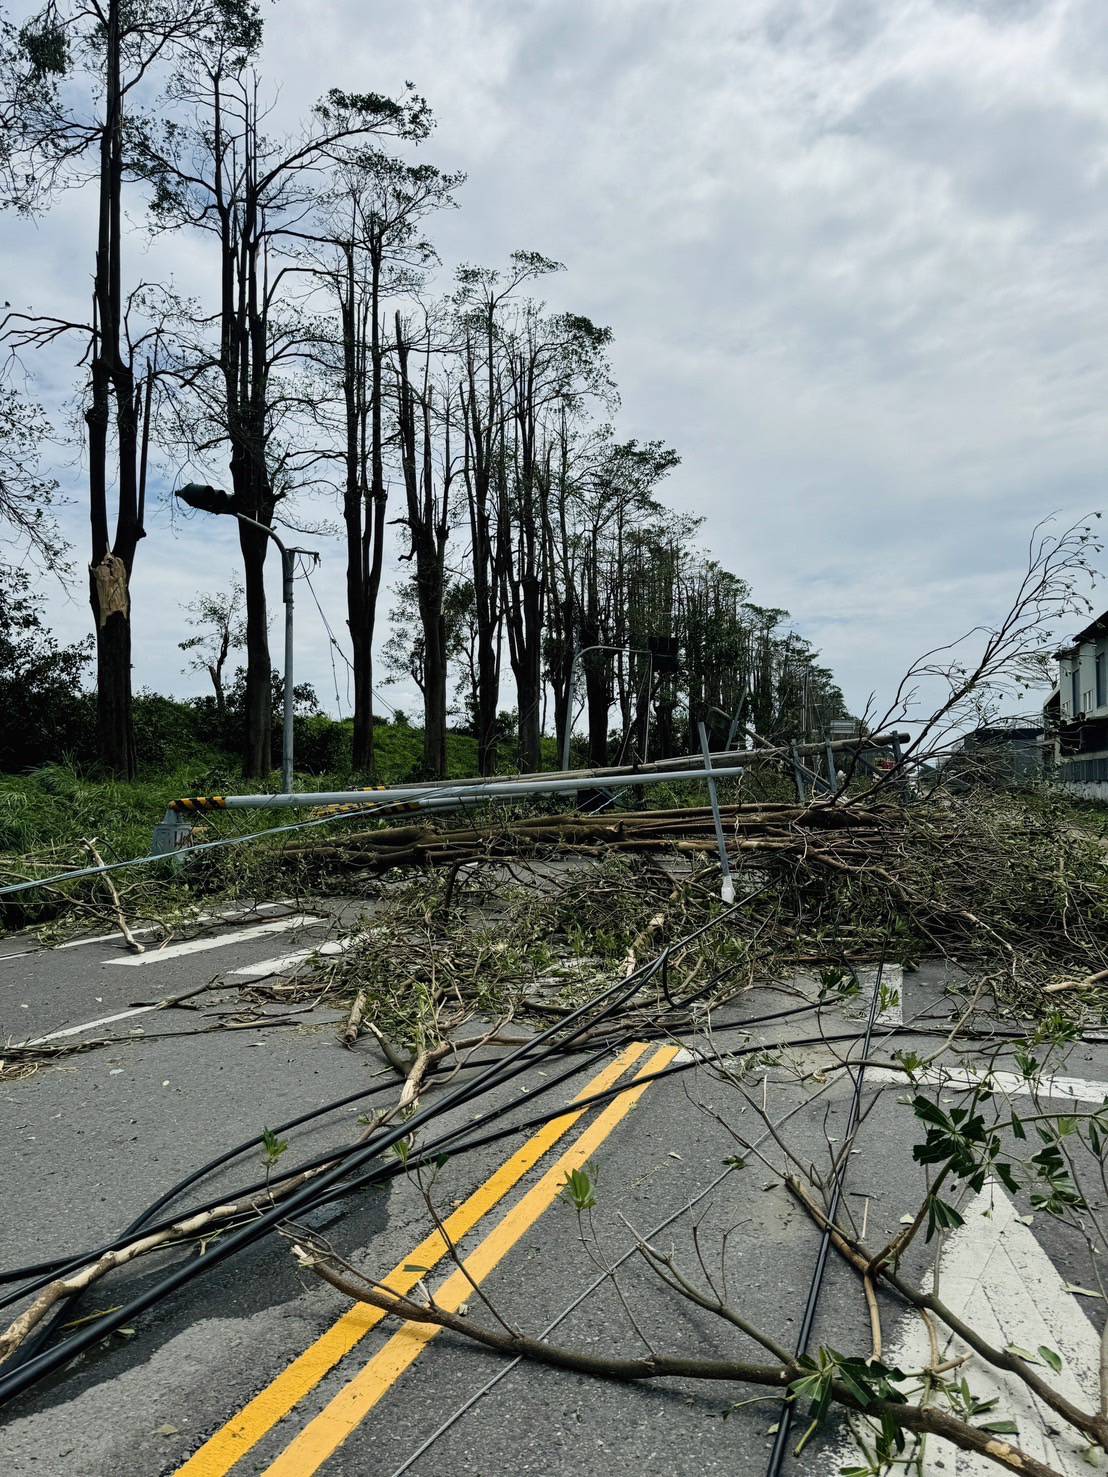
<box><xmin>3</xmin><ymin>0</ymin><xmax>1106</xmax><ymax>724</ymax></box>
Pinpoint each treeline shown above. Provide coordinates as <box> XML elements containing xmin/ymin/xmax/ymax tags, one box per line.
<box><xmin>0</xmin><ymin>1</ymin><xmax>848</xmax><ymax>781</ymax></box>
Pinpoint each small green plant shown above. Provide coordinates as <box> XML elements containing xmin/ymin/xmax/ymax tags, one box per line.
<box><xmin>259</xmin><ymin>1125</ymin><xmax>288</xmax><ymax>1170</ymax></box>
<box><xmin>560</xmin><ymin>1164</ymin><xmax>598</xmax><ymax>1212</ymax></box>
<box><xmin>391</xmin><ymin>1136</ymin><xmax>414</xmax><ymax>1168</ymax></box>
<box><xmin>818</xmin><ymin>966</ymin><xmax>858</xmax><ymax>1001</ymax></box>
<box><xmin>789</xmin><ymin>1347</ymin><xmax>907</xmax><ymax>1459</ymax></box>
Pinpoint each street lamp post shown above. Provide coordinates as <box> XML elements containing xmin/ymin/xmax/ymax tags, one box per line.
<box><xmin>176</xmin><ymin>486</ymin><xmax>316</xmax><ymax>793</ymax></box>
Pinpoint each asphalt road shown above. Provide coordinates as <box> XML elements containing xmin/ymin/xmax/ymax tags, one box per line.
<box><xmin>1</xmin><ymin>905</ymin><xmax>1106</xmax><ymax>1477</ymax></box>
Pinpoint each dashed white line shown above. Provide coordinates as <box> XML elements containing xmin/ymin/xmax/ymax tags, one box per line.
<box><xmin>231</xmin><ymin>931</ymin><xmax>368</xmax><ymax>978</ymax></box>
<box><xmin>0</xmin><ymin>901</ymin><xmax>295</xmax><ymax>963</ymax></box>
<box><xmin>19</xmin><ymin>1003</ymin><xmax>165</xmax><ymax>1044</ymax></box>
<box><xmin>109</xmin><ymin>914</ymin><xmax>324</xmax><ymax>966</ymax></box>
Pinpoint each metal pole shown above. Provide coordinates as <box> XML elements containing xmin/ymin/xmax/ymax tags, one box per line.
<box><xmin>790</xmin><ymin>741</ymin><xmax>808</xmax><ymax>804</ymax></box>
<box><xmin>281</xmin><ymin>547</ymin><xmax>295</xmax><ymax>794</ymax></box>
<box><xmin>178</xmin><ymin>497</ymin><xmax>315</xmax><ymax>795</ymax></box>
<box><xmin>698</xmin><ymin>721</ymin><xmax>736</xmax><ymax>904</ymax></box>
<box><xmin>560</xmin><ymin>647</ymin><xmax>581</xmax><ymax>774</ymax></box>
<box><xmin>725</xmin><ymin>694</ymin><xmax>747</xmax><ymax>752</ymax></box>
<box><xmin>890</xmin><ymin>732</ymin><xmax>907</xmax><ymax>803</ymax></box>
<box><xmin>560</xmin><ymin>643</ymin><xmax>657</xmax><ymax>775</ymax></box>
<box><xmin>169</xmin><ymin>767</ymin><xmax>732</xmax><ymax>815</ymax></box>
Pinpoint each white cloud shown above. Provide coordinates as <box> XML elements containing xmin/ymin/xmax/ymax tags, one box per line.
<box><xmin>3</xmin><ymin>0</ymin><xmax>1105</xmax><ymax>730</ymax></box>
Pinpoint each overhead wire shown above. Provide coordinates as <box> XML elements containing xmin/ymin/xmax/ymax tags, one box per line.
<box><xmin>763</xmin><ymin>943</ymin><xmax>890</xmax><ymax>1477</ymax></box>
<box><xmin>297</xmin><ymin>553</ymin><xmax>347</xmax><ymax>718</ymax></box>
<box><xmin>299</xmin><ymin>556</ymin><xmax>399</xmax><ymax>718</ymax></box>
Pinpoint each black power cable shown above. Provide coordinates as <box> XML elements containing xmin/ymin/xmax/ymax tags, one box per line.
<box><xmin>0</xmin><ymin>897</ymin><xmax>712</xmax><ymax>1407</ymax></box>
<box><xmin>0</xmin><ymin>999</ymin><xmax>1027</xmax><ymax>1310</ymax></box>
<box><xmin>763</xmin><ymin>948</ymin><xmax>890</xmax><ymax>1477</ymax></box>
<box><xmin>0</xmin><ymin>978</ymin><xmax>825</xmax><ymax>1304</ymax></box>
<box><xmin>0</xmin><ymin>891</ymin><xmax>902</xmax><ymax>1408</ymax></box>
<box><xmin>0</xmin><ymin>1016</ymin><xmax>899</xmax><ymax>1408</ymax></box>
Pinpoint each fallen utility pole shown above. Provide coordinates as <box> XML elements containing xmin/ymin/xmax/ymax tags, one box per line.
<box><xmin>150</xmin><ymin>757</ymin><xmax>767</xmax><ymax>854</ymax></box>
<box><xmin>162</xmin><ymin>732</ymin><xmax>909</xmax><ymax>817</ymax></box>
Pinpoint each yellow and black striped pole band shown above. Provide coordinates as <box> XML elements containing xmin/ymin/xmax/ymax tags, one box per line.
<box><xmin>306</xmin><ymin>786</ymin><xmax>390</xmax><ymax>818</ymax></box>
<box><xmin>170</xmin><ymin>796</ymin><xmax>228</xmax><ymax>814</ymax></box>
<box><xmin>171</xmin><ymin>787</ymin><xmax>411</xmax><ymax>818</ymax></box>
<box><xmin>311</xmin><ymin>798</ymin><xmax>425</xmax><ymax>818</ymax></box>
<box><xmin>310</xmin><ymin>787</ymin><xmax>428</xmax><ymax>818</ymax></box>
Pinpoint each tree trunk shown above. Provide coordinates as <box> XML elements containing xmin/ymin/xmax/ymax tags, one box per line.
<box><xmin>422</xmin><ymin>605</ymin><xmax>447</xmax><ymax>777</ymax></box>
<box><xmin>240</xmin><ymin>522</ymin><xmax>272</xmax><ymax>777</ymax></box>
<box><xmin>350</xmin><ymin>625</ymin><xmax>374</xmax><ymax>773</ymax></box>
<box><xmin>85</xmin><ymin>0</ymin><xmax>138</xmax><ymax>779</ymax></box>
<box><xmin>517</xmin><ymin>672</ymin><xmax>541</xmax><ymax>771</ymax></box>
<box><xmin>210</xmin><ymin>664</ymin><xmax>226</xmax><ymax>728</ymax></box>
<box><xmin>583</xmin><ymin>638</ymin><xmax>609</xmax><ymax>767</ymax></box>
<box><xmin>90</xmin><ymin>557</ymin><xmax>136</xmax><ymax>777</ymax></box>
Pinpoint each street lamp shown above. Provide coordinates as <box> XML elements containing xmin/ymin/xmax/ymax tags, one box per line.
<box><xmin>176</xmin><ymin>485</ymin><xmax>317</xmax><ymax>793</ymax></box>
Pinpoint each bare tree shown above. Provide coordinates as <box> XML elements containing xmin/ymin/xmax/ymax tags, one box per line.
<box><xmin>307</xmin><ymin>150</ymin><xmax>461</xmax><ymax>771</ymax></box>
<box><xmin>453</xmin><ymin>252</ymin><xmax>561</xmax><ymax>773</ymax></box>
<box><xmin>178</xmin><ymin>580</ymin><xmax>245</xmax><ymax>726</ymax></box>
<box><xmin>499</xmin><ymin>302</ymin><xmax>613</xmax><ymax>770</ymax></box>
<box><xmin>145</xmin><ymin>50</ymin><xmax>430</xmax><ymax>773</ymax></box>
<box><xmin>0</xmin><ymin>0</ymin><xmax>256</xmax><ymax>775</ymax></box>
<box><xmin>395</xmin><ymin>309</ymin><xmax>459</xmax><ymax>776</ymax></box>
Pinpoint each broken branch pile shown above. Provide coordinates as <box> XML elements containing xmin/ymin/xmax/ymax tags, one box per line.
<box><xmin>285</xmin><ymin>787</ymin><xmax>1107</xmax><ymax>1022</ymax></box>
<box><xmin>285</xmin><ymin>799</ymin><xmax>899</xmax><ymax>869</ymax></box>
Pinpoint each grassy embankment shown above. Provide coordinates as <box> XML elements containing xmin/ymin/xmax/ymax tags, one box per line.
<box><xmin>0</xmin><ymin>722</ymin><xmax>492</xmax><ymax>934</ymax></box>
<box><xmin>0</xmin><ymin>722</ymin><xmax>486</xmax><ymax>861</ymax></box>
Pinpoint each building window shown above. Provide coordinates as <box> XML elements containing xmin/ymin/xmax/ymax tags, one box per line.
<box><xmin>1072</xmin><ymin>666</ymin><xmax>1082</xmax><ymax>715</ymax></box>
<box><xmin>1098</xmin><ymin>651</ymin><xmax>1106</xmax><ymax>709</ymax></box>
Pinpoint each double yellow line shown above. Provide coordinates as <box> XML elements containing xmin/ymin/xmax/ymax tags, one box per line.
<box><xmin>176</xmin><ymin>1040</ymin><xmax>676</xmax><ymax>1477</ymax></box>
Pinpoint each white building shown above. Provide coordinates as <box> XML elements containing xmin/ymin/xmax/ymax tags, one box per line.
<box><xmin>1052</xmin><ymin>610</ymin><xmax>1108</xmax><ymax>802</ymax></box>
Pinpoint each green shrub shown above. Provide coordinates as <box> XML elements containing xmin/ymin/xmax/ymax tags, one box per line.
<box><xmin>293</xmin><ymin>713</ymin><xmax>350</xmax><ymax>775</ymax></box>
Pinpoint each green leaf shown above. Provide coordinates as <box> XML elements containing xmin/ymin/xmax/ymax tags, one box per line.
<box><xmin>979</xmin><ymin>1420</ymin><xmax>1019</xmax><ymax>1435</ymax></box>
<box><xmin>560</xmin><ymin>1164</ymin><xmax>598</xmax><ymax>1211</ymax></box>
<box><xmin>1038</xmin><ymin>1346</ymin><xmax>1063</xmax><ymax>1374</ymax></box>
<box><xmin>925</xmin><ymin>1195</ymin><xmax>964</xmax><ymax>1240</ymax></box>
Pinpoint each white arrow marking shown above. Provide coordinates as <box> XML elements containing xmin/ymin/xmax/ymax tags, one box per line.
<box><xmin>824</xmin><ymin>1184</ymin><xmax>1101</xmax><ymax>1474</ymax></box>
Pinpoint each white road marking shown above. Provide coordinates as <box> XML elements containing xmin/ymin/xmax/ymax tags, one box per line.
<box><xmin>109</xmin><ymin>914</ymin><xmax>324</xmax><ymax>966</ymax></box>
<box><xmin>231</xmin><ymin>931</ymin><xmax>369</xmax><ymax>978</ymax></box>
<box><xmin>19</xmin><ymin>1003</ymin><xmax>164</xmax><ymax>1044</ymax></box>
<box><xmin>824</xmin><ymin>1184</ymin><xmax>1100</xmax><ymax>1475</ymax></box>
<box><xmin>864</xmin><ymin>1064</ymin><xmax>1108</xmax><ymax>1104</ymax></box>
<box><xmin>0</xmin><ymin>901</ymin><xmax>295</xmax><ymax>962</ymax></box>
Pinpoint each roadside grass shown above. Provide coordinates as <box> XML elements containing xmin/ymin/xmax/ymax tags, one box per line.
<box><xmin>0</xmin><ymin>724</ymin><xmax>485</xmax><ymax>859</ymax></box>
<box><xmin>0</xmin><ymin>723</ymin><xmax>568</xmax><ymax>939</ymax></box>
